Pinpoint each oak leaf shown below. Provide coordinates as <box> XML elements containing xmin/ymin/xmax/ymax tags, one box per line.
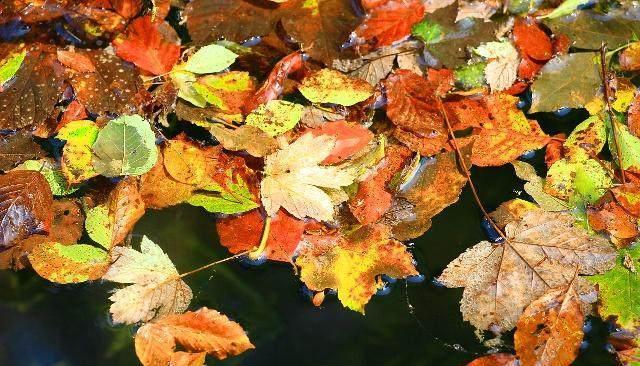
<box><xmin>102</xmin><ymin>236</ymin><xmax>193</xmax><ymax>324</ymax></box>
<box><xmin>134</xmin><ymin>307</ymin><xmax>253</xmax><ymax>366</ymax></box>
<box><xmin>438</xmin><ymin>211</ymin><xmax>615</xmax><ymax>331</ymax></box>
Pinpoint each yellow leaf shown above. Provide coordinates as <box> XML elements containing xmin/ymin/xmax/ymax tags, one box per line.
<box><xmin>298</xmin><ymin>68</ymin><xmax>373</xmax><ymax>106</ymax></box>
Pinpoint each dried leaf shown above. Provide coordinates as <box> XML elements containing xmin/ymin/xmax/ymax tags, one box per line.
<box><xmin>208</xmin><ymin>124</ymin><xmax>278</xmax><ymax>157</ymax></box>
<box><xmin>109</xmin><ymin>177</ymin><xmax>145</xmax><ymax>247</ymax></box>
<box><xmin>0</xmin><ymin>130</ymin><xmax>45</xmax><ymax>171</ymax></box>
<box><xmin>298</xmin><ymin>69</ymin><xmax>374</xmax><ymax>106</ymax></box>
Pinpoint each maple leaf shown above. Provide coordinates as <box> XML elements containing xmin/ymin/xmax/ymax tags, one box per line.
<box><xmin>514</xmin><ymin>283</ymin><xmax>585</xmax><ymax>366</ymax></box>
<box><xmin>295</xmin><ymin>224</ymin><xmax>418</xmax><ymax>313</ymax></box>
<box><xmin>474</xmin><ymin>41</ymin><xmax>519</xmax><ymax>92</ymax></box>
<box><xmin>113</xmin><ymin>15</ymin><xmax>181</xmax><ymax>75</ymax></box>
<box><xmin>0</xmin><ymin>170</ymin><xmax>53</xmax><ymax>249</ymax></box>
<box><xmin>355</xmin><ymin>0</ymin><xmax>425</xmax><ymax>51</ymax></box>
<box><xmin>438</xmin><ymin>210</ymin><xmax>615</xmax><ymax>331</ymax></box>
<box><xmin>281</xmin><ymin>0</ymin><xmax>359</xmax><ymax>64</ymax></box>
<box><xmin>102</xmin><ymin>235</ymin><xmax>193</xmax><ymax>324</ymax></box>
<box><xmin>216</xmin><ymin>208</ymin><xmax>305</xmax><ymax>262</ymax></box>
<box><xmin>134</xmin><ymin>307</ymin><xmax>254</xmax><ymax>366</ymax></box>
<box><xmin>260</xmin><ymin>133</ymin><xmax>357</xmax><ymax>221</ymax></box>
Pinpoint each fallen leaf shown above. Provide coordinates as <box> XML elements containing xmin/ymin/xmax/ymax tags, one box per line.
<box><xmin>298</xmin><ymin>69</ymin><xmax>374</xmax><ymax>106</ymax></box>
<box><xmin>466</xmin><ymin>354</ymin><xmax>518</xmax><ymax>366</ymax></box>
<box><xmin>57</xmin><ymin>120</ymin><xmax>100</xmax><ymax>184</ymax></box>
<box><xmin>193</xmin><ymin>71</ymin><xmax>256</xmax><ymax>114</ymax></box>
<box><xmin>102</xmin><ymin>235</ymin><xmax>193</xmax><ymax>324</ymax></box>
<box><xmin>139</xmin><ymin>149</ymin><xmax>195</xmax><ymax>209</ymax></box>
<box><xmin>620</xmin><ymin>42</ymin><xmax>640</xmax><ymax>72</ymax></box>
<box><xmin>305</xmin><ymin>121</ymin><xmax>374</xmax><ymax>164</ymax></box>
<box><xmin>355</xmin><ymin>0</ymin><xmax>425</xmax><ymax>50</ymax></box>
<box><xmin>260</xmin><ymin>133</ymin><xmax>356</xmax><ymax>221</ymax></box>
<box><xmin>513</xmin><ymin>18</ymin><xmax>553</xmax><ymax>61</ymax></box>
<box><xmin>109</xmin><ymin>177</ymin><xmax>145</xmax><ymax>247</ymax></box>
<box><xmin>512</xmin><ymin>161</ymin><xmax>570</xmax><ymax>211</ymax></box>
<box><xmin>28</xmin><ymin>242</ymin><xmax>109</xmax><ymax>284</ymax></box>
<box><xmin>182</xmin><ymin>44</ymin><xmax>238</xmax><ymax>74</ymax></box>
<box><xmin>245</xmin><ymin>100</ymin><xmax>304</xmax><ymax>137</ymax></box>
<box><xmin>16</xmin><ymin>159</ymin><xmax>79</xmax><ymax>196</ymax></box>
<box><xmin>134</xmin><ymin>307</ymin><xmax>253</xmax><ymax>366</ymax></box>
<box><xmin>0</xmin><ymin>130</ymin><xmax>45</xmax><ymax>171</ymax></box>
<box><xmin>588</xmin><ymin>201</ymin><xmax>639</xmax><ymax>245</ymax></box>
<box><xmin>113</xmin><ymin>15</ymin><xmax>180</xmax><ymax>75</ymax></box>
<box><xmin>216</xmin><ymin>208</ymin><xmax>305</xmax><ymax>262</ymax></box>
<box><xmin>438</xmin><ymin>210</ymin><xmax>615</xmax><ymax>331</ymax></box>
<box><xmin>208</xmin><ymin>124</ymin><xmax>278</xmax><ymax>157</ymax></box>
<box><xmin>296</xmin><ymin>224</ymin><xmax>418</xmax><ymax>312</ymax></box>
<box><xmin>514</xmin><ymin>283</ymin><xmax>585</xmax><ymax>366</ymax></box>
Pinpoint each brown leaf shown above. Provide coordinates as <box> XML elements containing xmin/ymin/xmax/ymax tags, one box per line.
<box><xmin>134</xmin><ymin>307</ymin><xmax>254</xmax><ymax>366</ymax></box>
<box><xmin>587</xmin><ymin>201</ymin><xmax>639</xmax><ymax>246</ymax></box>
<box><xmin>438</xmin><ymin>211</ymin><xmax>615</xmax><ymax>331</ymax></box>
<box><xmin>0</xmin><ymin>130</ymin><xmax>45</xmax><ymax>171</ymax></box>
<box><xmin>0</xmin><ymin>170</ymin><xmax>53</xmax><ymax>249</ymax></box>
<box><xmin>140</xmin><ymin>148</ymin><xmax>196</xmax><ymax>209</ymax></box>
<box><xmin>208</xmin><ymin>124</ymin><xmax>278</xmax><ymax>158</ymax></box>
<box><xmin>513</xmin><ymin>18</ymin><xmax>553</xmax><ymax>62</ymax></box>
<box><xmin>514</xmin><ymin>284</ymin><xmax>585</xmax><ymax>366</ymax></box>
<box><xmin>109</xmin><ymin>177</ymin><xmax>145</xmax><ymax>247</ymax></box>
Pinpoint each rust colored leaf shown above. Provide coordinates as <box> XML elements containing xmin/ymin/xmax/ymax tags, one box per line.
<box><xmin>134</xmin><ymin>307</ymin><xmax>254</xmax><ymax>366</ymax></box>
<box><xmin>612</xmin><ymin>182</ymin><xmax>640</xmax><ymax>217</ymax></box>
<box><xmin>59</xmin><ymin>100</ymin><xmax>88</xmax><ymax>127</ymax></box>
<box><xmin>306</xmin><ymin>121</ymin><xmax>374</xmax><ymax>164</ymax></box>
<box><xmin>296</xmin><ymin>224</ymin><xmax>418</xmax><ymax>313</ymax></box>
<box><xmin>466</xmin><ymin>354</ymin><xmax>518</xmax><ymax>366</ymax></box>
<box><xmin>66</xmin><ymin>50</ymin><xmax>146</xmax><ymax>115</ymax></box>
<box><xmin>620</xmin><ymin>42</ymin><xmax>640</xmax><ymax>72</ymax></box>
<box><xmin>109</xmin><ymin>177</ymin><xmax>145</xmax><ymax>247</ymax></box>
<box><xmin>544</xmin><ymin>133</ymin><xmax>565</xmax><ymax>168</ymax></box>
<box><xmin>587</xmin><ymin>201</ymin><xmax>639</xmax><ymax>245</ymax></box>
<box><xmin>518</xmin><ymin>54</ymin><xmax>545</xmax><ymax>80</ymax></box>
<box><xmin>216</xmin><ymin>208</ymin><xmax>305</xmax><ymax>262</ymax></box>
<box><xmin>513</xmin><ymin>18</ymin><xmax>553</xmax><ymax>62</ymax></box>
<box><xmin>113</xmin><ymin>15</ymin><xmax>181</xmax><ymax>75</ymax></box>
<box><xmin>281</xmin><ymin>0</ymin><xmax>359</xmax><ymax>64</ymax></box>
<box><xmin>57</xmin><ymin>50</ymin><xmax>97</xmax><ymax>73</ymax></box>
<box><xmin>0</xmin><ymin>45</ymin><xmax>64</xmax><ymax>129</ymax></box>
<box><xmin>355</xmin><ymin>0</ymin><xmax>425</xmax><ymax>51</ymax></box>
<box><xmin>0</xmin><ymin>170</ymin><xmax>53</xmax><ymax>249</ymax></box>
<box><xmin>628</xmin><ymin>92</ymin><xmax>640</xmax><ymax>138</ymax></box>
<box><xmin>514</xmin><ymin>284</ymin><xmax>584</xmax><ymax>366</ymax></box>
<box><xmin>140</xmin><ymin>149</ymin><xmax>195</xmax><ymax>209</ymax></box>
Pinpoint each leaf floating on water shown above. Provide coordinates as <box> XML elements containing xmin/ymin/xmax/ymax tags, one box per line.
<box><xmin>57</xmin><ymin>120</ymin><xmax>100</xmax><ymax>184</ymax></box>
<box><xmin>208</xmin><ymin>124</ymin><xmax>278</xmax><ymax>157</ymax></box>
<box><xmin>438</xmin><ymin>211</ymin><xmax>615</xmax><ymax>331</ymax></box>
<box><xmin>182</xmin><ymin>44</ymin><xmax>238</xmax><ymax>74</ymax></box>
<box><xmin>0</xmin><ymin>130</ymin><xmax>45</xmax><ymax>172</ymax></box>
<box><xmin>92</xmin><ymin>115</ymin><xmax>158</xmax><ymax>177</ymax></box>
<box><xmin>134</xmin><ymin>307</ymin><xmax>254</xmax><ymax>366</ymax></box>
<box><xmin>102</xmin><ymin>236</ymin><xmax>193</xmax><ymax>324</ymax></box>
<box><xmin>28</xmin><ymin>242</ymin><xmax>109</xmax><ymax>284</ymax></box>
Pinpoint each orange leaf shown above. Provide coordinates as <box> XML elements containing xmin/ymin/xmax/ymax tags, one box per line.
<box><xmin>513</xmin><ymin>18</ymin><xmax>552</xmax><ymax>62</ymax></box>
<box><xmin>216</xmin><ymin>208</ymin><xmax>305</xmax><ymax>262</ymax></box>
<box><xmin>514</xmin><ymin>285</ymin><xmax>584</xmax><ymax>366</ymax></box>
<box><xmin>306</xmin><ymin>121</ymin><xmax>374</xmax><ymax>164</ymax></box>
<box><xmin>109</xmin><ymin>177</ymin><xmax>145</xmax><ymax>246</ymax></box>
<box><xmin>134</xmin><ymin>307</ymin><xmax>254</xmax><ymax>366</ymax></box>
<box><xmin>466</xmin><ymin>354</ymin><xmax>518</xmax><ymax>366</ymax></box>
<box><xmin>57</xmin><ymin>50</ymin><xmax>97</xmax><ymax>72</ymax></box>
<box><xmin>140</xmin><ymin>148</ymin><xmax>196</xmax><ymax>209</ymax></box>
<box><xmin>113</xmin><ymin>15</ymin><xmax>181</xmax><ymax>75</ymax></box>
<box><xmin>355</xmin><ymin>0</ymin><xmax>425</xmax><ymax>50</ymax></box>
<box><xmin>544</xmin><ymin>133</ymin><xmax>565</xmax><ymax>168</ymax></box>
<box><xmin>587</xmin><ymin>201</ymin><xmax>639</xmax><ymax>245</ymax></box>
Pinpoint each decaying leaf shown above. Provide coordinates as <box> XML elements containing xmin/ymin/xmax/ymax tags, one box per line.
<box><xmin>298</xmin><ymin>69</ymin><xmax>374</xmax><ymax>106</ymax></box>
<box><xmin>102</xmin><ymin>236</ymin><xmax>193</xmax><ymax>324</ymax></box>
<box><xmin>438</xmin><ymin>211</ymin><xmax>615</xmax><ymax>331</ymax></box>
<box><xmin>28</xmin><ymin>242</ymin><xmax>109</xmax><ymax>284</ymax></box>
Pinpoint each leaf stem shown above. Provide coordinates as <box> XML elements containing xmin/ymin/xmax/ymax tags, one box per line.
<box><xmin>179</xmin><ymin>250</ymin><xmax>250</xmax><ymax>279</ymax></box>
<box><xmin>249</xmin><ymin>215</ymin><xmax>272</xmax><ymax>260</ymax></box>
<box><xmin>599</xmin><ymin>43</ymin><xmax>627</xmax><ymax>184</ymax></box>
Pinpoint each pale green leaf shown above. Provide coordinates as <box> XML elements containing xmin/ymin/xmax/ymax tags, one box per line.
<box><xmin>0</xmin><ymin>50</ymin><xmax>25</xmax><ymax>86</ymax></box>
<box><xmin>28</xmin><ymin>242</ymin><xmax>109</xmax><ymax>284</ymax></box>
<box><xmin>187</xmin><ymin>173</ymin><xmax>259</xmax><ymax>214</ymax></box>
<box><xmin>298</xmin><ymin>68</ymin><xmax>374</xmax><ymax>106</ymax></box>
<box><xmin>245</xmin><ymin>100</ymin><xmax>303</xmax><ymax>137</ymax></box>
<box><xmin>541</xmin><ymin>0</ymin><xmax>590</xmax><ymax>19</ymax></box>
<box><xmin>85</xmin><ymin>204</ymin><xmax>111</xmax><ymax>249</ymax></box>
<box><xmin>183</xmin><ymin>44</ymin><xmax>238</xmax><ymax>74</ymax></box>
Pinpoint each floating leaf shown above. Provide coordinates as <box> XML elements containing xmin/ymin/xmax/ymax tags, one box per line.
<box><xmin>28</xmin><ymin>242</ymin><xmax>108</xmax><ymax>284</ymax></box>
<box><xmin>355</xmin><ymin>0</ymin><xmax>425</xmax><ymax>50</ymax></box>
<box><xmin>0</xmin><ymin>170</ymin><xmax>53</xmax><ymax>249</ymax></box>
<box><xmin>260</xmin><ymin>133</ymin><xmax>356</xmax><ymax>221</ymax></box>
<box><xmin>305</xmin><ymin>121</ymin><xmax>374</xmax><ymax>164</ymax></box>
<box><xmin>92</xmin><ymin>115</ymin><xmax>158</xmax><ymax>177</ymax></box>
<box><xmin>139</xmin><ymin>149</ymin><xmax>195</xmax><ymax>209</ymax></box>
<box><xmin>134</xmin><ymin>307</ymin><xmax>253</xmax><ymax>366</ymax></box>
<box><xmin>187</xmin><ymin>172</ymin><xmax>259</xmax><ymax>214</ymax></box>
<box><xmin>298</xmin><ymin>69</ymin><xmax>374</xmax><ymax>106</ymax></box>
<box><xmin>438</xmin><ymin>211</ymin><xmax>615</xmax><ymax>331</ymax></box>
<box><xmin>57</xmin><ymin>120</ymin><xmax>100</xmax><ymax>184</ymax></box>
<box><xmin>193</xmin><ymin>71</ymin><xmax>256</xmax><ymax>113</ymax></box>
<box><xmin>109</xmin><ymin>177</ymin><xmax>145</xmax><ymax>247</ymax></box>
<box><xmin>182</xmin><ymin>44</ymin><xmax>238</xmax><ymax>74</ymax></box>
<box><xmin>609</xmin><ymin>120</ymin><xmax>640</xmax><ymax>173</ymax></box>
<box><xmin>102</xmin><ymin>236</ymin><xmax>193</xmax><ymax>324</ymax></box>
<box><xmin>296</xmin><ymin>224</ymin><xmax>417</xmax><ymax>313</ymax></box>
<box><xmin>466</xmin><ymin>354</ymin><xmax>518</xmax><ymax>366</ymax></box>
<box><xmin>85</xmin><ymin>204</ymin><xmax>111</xmax><ymax>249</ymax></box>
<box><xmin>529</xmin><ymin>53</ymin><xmax>601</xmax><ymax>113</ymax></box>
<box><xmin>245</xmin><ymin>100</ymin><xmax>304</xmax><ymax>137</ymax></box>
<box><xmin>512</xmin><ymin>161</ymin><xmax>569</xmax><ymax>211</ymax></box>
<box><xmin>16</xmin><ymin>159</ymin><xmax>79</xmax><ymax>196</ymax></box>
<box><xmin>208</xmin><ymin>124</ymin><xmax>278</xmax><ymax>157</ymax></box>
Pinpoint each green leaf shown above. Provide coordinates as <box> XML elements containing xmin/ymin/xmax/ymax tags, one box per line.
<box><xmin>17</xmin><ymin>159</ymin><xmax>79</xmax><ymax>196</ymax></box>
<box><xmin>564</xmin><ymin>115</ymin><xmax>606</xmax><ymax>158</ymax></box>
<box><xmin>27</xmin><ymin>242</ymin><xmax>109</xmax><ymax>284</ymax></box>
<box><xmin>589</xmin><ymin>242</ymin><xmax>640</xmax><ymax>329</ymax></box>
<box><xmin>187</xmin><ymin>173</ymin><xmax>258</xmax><ymax>214</ymax></box>
<box><xmin>85</xmin><ymin>204</ymin><xmax>111</xmax><ymax>249</ymax></box>
<box><xmin>512</xmin><ymin>161</ymin><xmax>569</xmax><ymax>211</ymax></box>
<box><xmin>529</xmin><ymin>53</ymin><xmax>600</xmax><ymax>113</ymax></box>
<box><xmin>172</xmin><ymin>69</ymin><xmax>207</xmax><ymax>108</ymax></box>
<box><xmin>545</xmin><ymin>157</ymin><xmax>613</xmax><ymax>205</ymax></box>
<box><xmin>192</xmin><ymin>71</ymin><xmax>254</xmax><ymax>110</ymax></box>
<box><xmin>0</xmin><ymin>50</ymin><xmax>25</xmax><ymax>86</ymax></box>
<box><xmin>182</xmin><ymin>44</ymin><xmax>238</xmax><ymax>74</ymax></box>
<box><xmin>454</xmin><ymin>63</ymin><xmax>486</xmax><ymax>89</ymax></box>
<box><xmin>541</xmin><ymin>0</ymin><xmax>590</xmax><ymax>19</ymax></box>
<box><xmin>245</xmin><ymin>100</ymin><xmax>304</xmax><ymax>137</ymax></box>
<box><xmin>57</xmin><ymin>120</ymin><xmax>101</xmax><ymax>184</ymax></box>
<box><xmin>608</xmin><ymin>120</ymin><xmax>640</xmax><ymax>172</ymax></box>
<box><xmin>545</xmin><ymin>10</ymin><xmax>640</xmax><ymax>50</ymax></box>
<box><xmin>92</xmin><ymin>115</ymin><xmax>158</xmax><ymax>177</ymax></box>
<box><xmin>411</xmin><ymin>19</ymin><xmax>445</xmax><ymax>44</ymax></box>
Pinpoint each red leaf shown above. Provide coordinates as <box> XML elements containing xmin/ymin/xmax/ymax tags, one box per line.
<box><xmin>243</xmin><ymin>51</ymin><xmax>306</xmax><ymax>114</ymax></box>
<box><xmin>113</xmin><ymin>15</ymin><xmax>181</xmax><ymax>75</ymax></box>
<box><xmin>544</xmin><ymin>133</ymin><xmax>565</xmax><ymax>168</ymax></box>
<box><xmin>355</xmin><ymin>0</ymin><xmax>425</xmax><ymax>50</ymax></box>
<box><xmin>466</xmin><ymin>354</ymin><xmax>518</xmax><ymax>366</ymax></box>
<box><xmin>628</xmin><ymin>92</ymin><xmax>640</xmax><ymax>138</ymax></box>
<box><xmin>59</xmin><ymin>100</ymin><xmax>88</xmax><ymax>128</ymax></box>
<box><xmin>305</xmin><ymin>121</ymin><xmax>374</xmax><ymax>164</ymax></box>
<box><xmin>517</xmin><ymin>54</ymin><xmax>545</xmax><ymax>80</ymax></box>
<box><xmin>216</xmin><ymin>209</ymin><xmax>305</xmax><ymax>262</ymax></box>
<box><xmin>513</xmin><ymin>18</ymin><xmax>552</xmax><ymax>62</ymax></box>
<box><xmin>57</xmin><ymin>50</ymin><xmax>97</xmax><ymax>73</ymax></box>
<box><xmin>0</xmin><ymin>170</ymin><xmax>53</xmax><ymax>249</ymax></box>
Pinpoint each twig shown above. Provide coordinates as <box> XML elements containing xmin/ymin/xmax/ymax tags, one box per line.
<box><xmin>600</xmin><ymin>43</ymin><xmax>627</xmax><ymax>184</ymax></box>
<box><xmin>179</xmin><ymin>250</ymin><xmax>251</xmax><ymax>279</ymax></box>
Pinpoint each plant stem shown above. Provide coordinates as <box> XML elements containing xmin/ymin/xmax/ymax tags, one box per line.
<box><xmin>179</xmin><ymin>250</ymin><xmax>251</xmax><ymax>279</ymax></box>
<box><xmin>600</xmin><ymin>43</ymin><xmax>627</xmax><ymax>184</ymax></box>
<box><xmin>249</xmin><ymin>215</ymin><xmax>272</xmax><ymax>260</ymax></box>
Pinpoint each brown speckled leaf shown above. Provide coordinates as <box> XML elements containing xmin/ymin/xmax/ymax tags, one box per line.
<box><xmin>134</xmin><ymin>307</ymin><xmax>254</xmax><ymax>366</ymax></box>
<box><xmin>0</xmin><ymin>46</ymin><xmax>63</xmax><ymax>129</ymax></box>
<box><xmin>0</xmin><ymin>130</ymin><xmax>45</xmax><ymax>171</ymax></box>
<box><xmin>514</xmin><ymin>284</ymin><xmax>584</xmax><ymax>366</ymax></box>
<box><xmin>0</xmin><ymin>170</ymin><xmax>53</xmax><ymax>249</ymax></box>
<box><xmin>438</xmin><ymin>211</ymin><xmax>615</xmax><ymax>331</ymax></box>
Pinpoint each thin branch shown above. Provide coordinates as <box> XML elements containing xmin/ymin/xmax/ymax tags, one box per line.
<box><xmin>600</xmin><ymin>43</ymin><xmax>627</xmax><ymax>184</ymax></box>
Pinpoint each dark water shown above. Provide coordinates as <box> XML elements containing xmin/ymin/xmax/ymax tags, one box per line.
<box><xmin>0</xmin><ymin>112</ymin><xmax>620</xmax><ymax>365</ymax></box>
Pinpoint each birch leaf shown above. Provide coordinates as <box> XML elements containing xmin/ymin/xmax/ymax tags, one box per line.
<box><xmin>182</xmin><ymin>44</ymin><xmax>238</xmax><ymax>74</ymax></box>
<box><xmin>102</xmin><ymin>236</ymin><xmax>193</xmax><ymax>324</ymax></box>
